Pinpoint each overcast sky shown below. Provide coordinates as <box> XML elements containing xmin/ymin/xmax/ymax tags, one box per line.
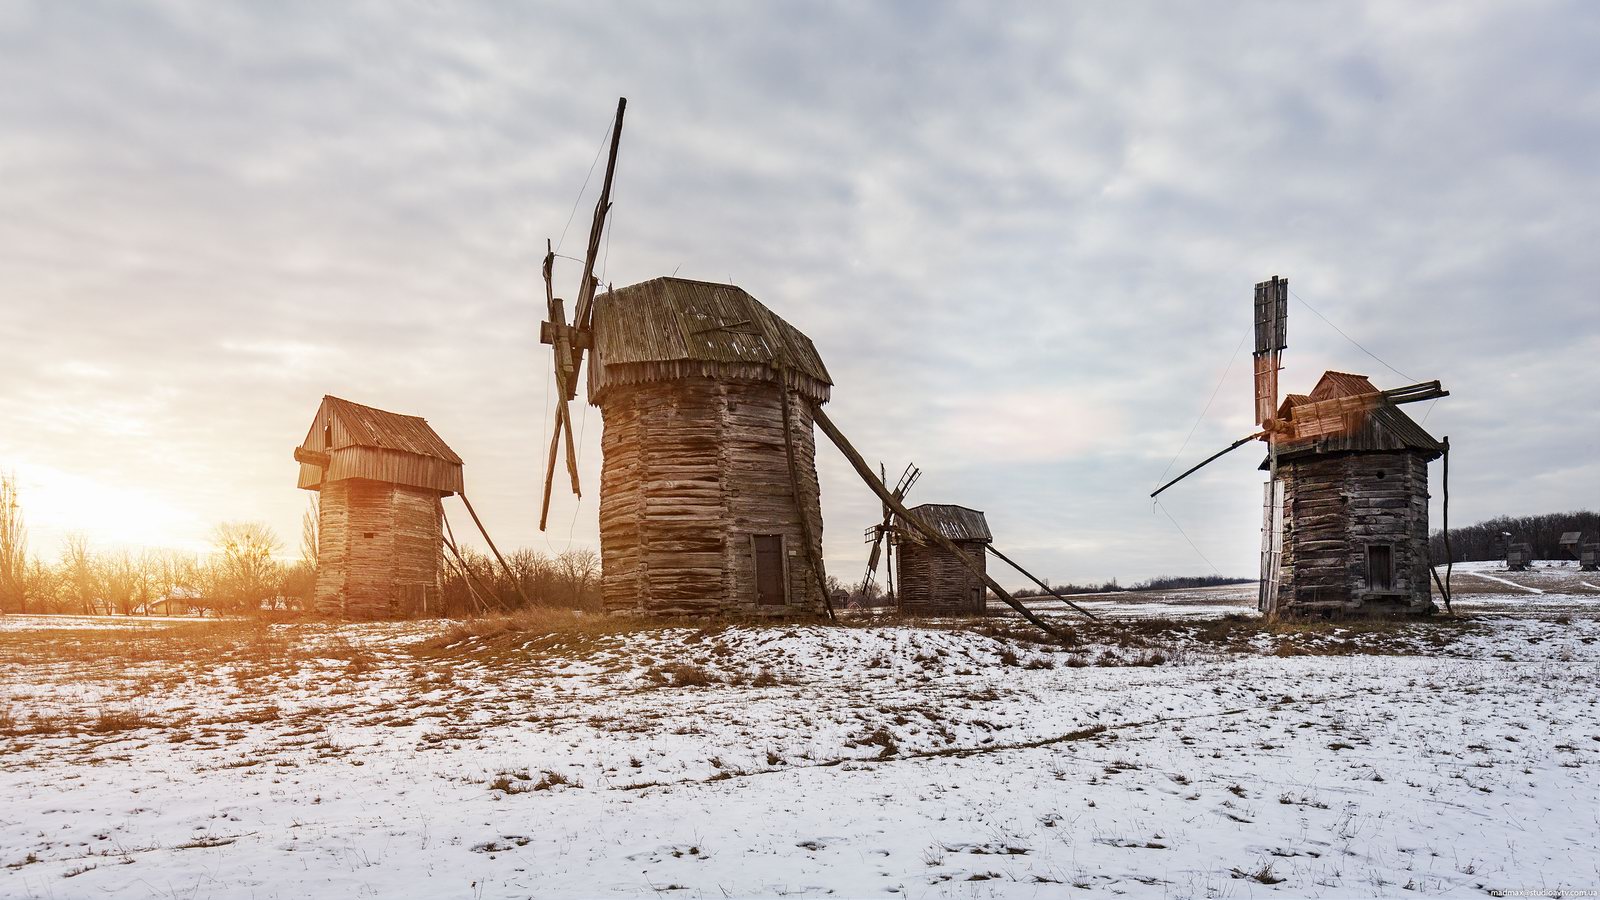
<box><xmin>2</xmin><ymin>1</ymin><xmax>1596</xmax><ymax>587</ymax></box>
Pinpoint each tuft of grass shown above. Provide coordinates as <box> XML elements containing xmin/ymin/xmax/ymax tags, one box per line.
<box><xmin>1231</xmin><ymin>863</ymin><xmax>1286</xmax><ymax>885</ymax></box>
<box><xmin>647</xmin><ymin>663</ymin><xmax>718</xmax><ymax>688</ymax></box>
<box><xmin>89</xmin><ymin>707</ymin><xmax>154</xmax><ymax>734</ymax></box>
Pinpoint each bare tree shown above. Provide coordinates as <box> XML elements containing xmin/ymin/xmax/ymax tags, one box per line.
<box><xmin>557</xmin><ymin>548</ymin><xmax>601</xmax><ymax>609</ymax></box>
<box><xmin>0</xmin><ymin>472</ymin><xmax>26</xmax><ymax>613</ymax></box>
<box><xmin>210</xmin><ymin>521</ymin><xmax>283</xmax><ymax>614</ymax></box>
<box><xmin>300</xmin><ymin>494</ymin><xmax>319</xmax><ymax>569</ymax></box>
<box><xmin>60</xmin><ymin>532</ymin><xmax>97</xmax><ymax>615</ymax></box>
<box><xmin>98</xmin><ymin>551</ymin><xmax>141</xmax><ymax>615</ymax></box>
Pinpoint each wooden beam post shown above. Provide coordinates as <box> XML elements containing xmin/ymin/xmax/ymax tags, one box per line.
<box><xmin>457</xmin><ymin>492</ymin><xmax>537</xmax><ymax>609</ymax></box>
<box><xmin>1441</xmin><ymin>436</ymin><xmax>1453</xmax><ymax>614</ymax></box>
<box><xmin>984</xmin><ymin>545</ymin><xmax>1098</xmax><ymax>620</ymax></box>
<box><xmin>810</xmin><ymin>404</ymin><xmax>1081</xmax><ymax>638</ymax></box>
<box><xmin>778</xmin><ymin>380</ymin><xmax>837</xmax><ymax>622</ymax></box>
<box><xmin>439</xmin><ymin>502</ymin><xmax>503</xmax><ymax>613</ymax></box>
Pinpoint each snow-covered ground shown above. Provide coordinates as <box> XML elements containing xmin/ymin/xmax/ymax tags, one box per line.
<box><xmin>2</xmin><ymin>593</ymin><xmax>1597</xmax><ymax>899</ymax></box>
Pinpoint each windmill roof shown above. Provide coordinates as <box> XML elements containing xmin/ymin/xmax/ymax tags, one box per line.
<box><xmin>316</xmin><ymin>396</ymin><xmax>462</xmax><ymax>463</ymax></box>
<box><xmin>1264</xmin><ymin>372</ymin><xmax>1443</xmax><ymax>467</ymax></box>
<box><xmin>1308</xmin><ymin>371</ymin><xmax>1380</xmax><ymax>400</ymax></box>
<box><xmin>587</xmin><ymin>278</ymin><xmax>831</xmax><ymax>403</ymax></box>
<box><xmin>895</xmin><ymin>504</ymin><xmax>993</xmax><ymax>543</ymax></box>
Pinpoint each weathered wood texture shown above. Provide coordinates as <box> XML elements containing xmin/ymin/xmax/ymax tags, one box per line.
<box><xmin>894</xmin><ymin>538</ymin><xmax>987</xmax><ymax>615</ymax></box>
<box><xmin>1271</xmin><ymin>451</ymin><xmax>1434</xmax><ymax>616</ymax></box>
<box><xmin>297</xmin><ymin>396</ymin><xmax>463</xmax><ymax>494</ymax></box>
<box><xmin>314</xmin><ymin>480</ymin><xmax>442</xmax><ymax>619</ymax></box>
<box><xmin>597</xmin><ymin>376</ymin><xmax>827</xmax><ymax>617</ymax></box>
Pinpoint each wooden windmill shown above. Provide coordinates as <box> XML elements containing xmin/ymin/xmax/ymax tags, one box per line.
<box><xmin>532</xmin><ymin>99</ymin><xmax>1093</xmax><ymax>635</ymax></box>
<box><xmin>860</xmin><ymin>462</ymin><xmax>921</xmax><ymax>602</ymax></box>
<box><xmin>1152</xmin><ymin>275</ymin><xmax>1453</xmax><ymax>619</ymax></box>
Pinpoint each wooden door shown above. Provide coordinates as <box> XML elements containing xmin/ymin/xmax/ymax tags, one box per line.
<box><xmin>754</xmin><ymin>535</ymin><xmax>786</xmax><ymax>606</ymax></box>
<box><xmin>1367</xmin><ymin>544</ymin><xmax>1394</xmax><ymax>592</ymax></box>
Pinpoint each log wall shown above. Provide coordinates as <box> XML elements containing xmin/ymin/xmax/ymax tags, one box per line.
<box><xmin>598</xmin><ymin>377</ymin><xmax>827</xmax><ymax>618</ymax></box>
<box><xmin>895</xmin><ymin>540</ymin><xmax>987</xmax><ymax>615</ymax></box>
<box><xmin>314</xmin><ymin>480</ymin><xmax>443</xmax><ymax>619</ymax></box>
<box><xmin>1274</xmin><ymin>451</ymin><xmax>1433</xmax><ymax>616</ymax></box>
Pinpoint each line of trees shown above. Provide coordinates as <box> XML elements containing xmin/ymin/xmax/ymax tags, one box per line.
<box><xmin>1430</xmin><ymin>510</ymin><xmax>1599</xmax><ymax>563</ymax></box>
<box><xmin>0</xmin><ymin>473</ymin><xmax>604</xmax><ymax>617</ymax></box>
<box><xmin>439</xmin><ymin>546</ymin><xmax>602</xmax><ymax>613</ymax></box>
<box><xmin>1010</xmin><ymin>573</ymin><xmax>1254</xmax><ymax>598</ymax></box>
<box><xmin>0</xmin><ymin>478</ymin><xmax>312</xmax><ymax>615</ymax></box>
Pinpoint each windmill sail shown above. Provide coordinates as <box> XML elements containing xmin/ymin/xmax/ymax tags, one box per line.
<box><xmin>539</xmin><ymin>98</ymin><xmax>627</xmax><ymax>531</ymax></box>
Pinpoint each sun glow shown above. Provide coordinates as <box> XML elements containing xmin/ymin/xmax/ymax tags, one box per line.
<box><xmin>10</xmin><ymin>461</ymin><xmax>209</xmax><ymax>556</ymax></box>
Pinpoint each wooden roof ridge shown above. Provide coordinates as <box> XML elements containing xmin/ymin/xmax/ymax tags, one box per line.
<box><xmin>897</xmin><ymin>503</ymin><xmax>994</xmax><ymax>543</ymax></box>
<box><xmin>1307</xmin><ymin>370</ymin><xmax>1380</xmax><ymax>401</ymax></box>
<box><xmin>317</xmin><ymin>395</ymin><xmax>462</xmax><ymax>464</ymax></box>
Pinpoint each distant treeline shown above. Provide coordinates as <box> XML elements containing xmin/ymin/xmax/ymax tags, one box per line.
<box><xmin>0</xmin><ymin>473</ymin><xmax>604</xmax><ymax>617</ymax></box>
<box><xmin>1429</xmin><ymin>510</ymin><xmax>1598</xmax><ymax>563</ymax></box>
<box><xmin>1012</xmin><ymin>573</ymin><xmax>1254</xmax><ymax>598</ymax></box>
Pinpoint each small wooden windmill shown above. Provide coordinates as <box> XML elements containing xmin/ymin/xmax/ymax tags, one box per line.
<box><xmin>1152</xmin><ymin>276</ymin><xmax>1453</xmax><ymax>619</ymax></box>
<box><xmin>860</xmin><ymin>462</ymin><xmax>921</xmax><ymax>601</ymax></box>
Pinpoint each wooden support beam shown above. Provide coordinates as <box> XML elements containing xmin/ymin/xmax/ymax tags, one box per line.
<box><xmin>457</xmin><ymin>492</ymin><xmax>537</xmax><ymax>609</ymax></box>
<box><xmin>439</xmin><ymin>503</ymin><xmax>502</xmax><ymax>613</ymax></box>
<box><xmin>810</xmin><ymin>404</ymin><xmax>1081</xmax><ymax>638</ymax></box>
<box><xmin>984</xmin><ymin>544</ymin><xmax>1098</xmax><ymax>620</ymax></box>
<box><xmin>1441</xmin><ymin>436</ymin><xmax>1453</xmax><ymax>614</ymax></box>
<box><xmin>778</xmin><ymin>380</ymin><xmax>836</xmax><ymax>622</ymax></box>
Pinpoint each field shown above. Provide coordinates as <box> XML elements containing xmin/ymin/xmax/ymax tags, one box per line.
<box><xmin>2</xmin><ymin>564</ymin><xmax>1598</xmax><ymax>898</ymax></box>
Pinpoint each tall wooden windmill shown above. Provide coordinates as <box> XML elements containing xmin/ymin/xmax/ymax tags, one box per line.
<box><xmin>536</xmin><ymin>99</ymin><xmax>838</xmax><ymax>619</ymax></box>
<box><xmin>1152</xmin><ymin>276</ymin><xmax>1453</xmax><ymax>619</ymax></box>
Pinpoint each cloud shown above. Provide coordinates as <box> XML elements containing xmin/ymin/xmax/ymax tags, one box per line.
<box><xmin>1</xmin><ymin>0</ymin><xmax>1595</xmax><ymax>584</ymax></box>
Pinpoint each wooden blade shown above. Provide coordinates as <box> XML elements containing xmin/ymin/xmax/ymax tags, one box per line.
<box><xmin>572</xmin><ymin>98</ymin><xmax>626</xmax><ymax>336</ymax></box>
<box><xmin>1253</xmin><ymin>275</ymin><xmax>1287</xmax><ymax>426</ymax></box>
<box><xmin>1149</xmin><ymin>431</ymin><xmax>1266</xmax><ymax>499</ymax></box>
<box><xmin>564</xmin><ymin>97</ymin><xmax>627</xmax><ymax>402</ymax></box>
<box><xmin>560</xmin><ymin>393</ymin><xmax>580</xmax><ymax>496</ymax></box>
<box><xmin>538</xmin><ymin>403</ymin><xmax>567</xmax><ymax>532</ymax></box>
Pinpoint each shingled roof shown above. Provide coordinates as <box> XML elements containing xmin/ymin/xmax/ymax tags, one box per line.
<box><xmin>896</xmin><ymin>504</ymin><xmax>993</xmax><ymax>543</ymax></box>
<box><xmin>1265</xmin><ymin>371</ymin><xmax>1444</xmax><ymax>467</ymax></box>
<box><xmin>296</xmin><ymin>396</ymin><xmax>463</xmax><ymax>494</ymax></box>
<box><xmin>587</xmin><ymin>277</ymin><xmax>832</xmax><ymax>404</ymax></box>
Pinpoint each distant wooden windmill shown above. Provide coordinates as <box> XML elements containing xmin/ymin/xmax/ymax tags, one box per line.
<box><xmin>1152</xmin><ymin>276</ymin><xmax>1453</xmax><ymax>618</ymax></box>
<box><xmin>860</xmin><ymin>462</ymin><xmax>921</xmax><ymax>603</ymax></box>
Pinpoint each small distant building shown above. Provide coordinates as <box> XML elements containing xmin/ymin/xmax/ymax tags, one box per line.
<box><xmin>294</xmin><ymin>396</ymin><xmax>463</xmax><ymax>620</ymax></box>
<box><xmin>1581</xmin><ymin>543</ymin><xmax>1599</xmax><ymax>572</ymax></box>
<box><xmin>892</xmin><ymin>504</ymin><xmax>991</xmax><ymax>615</ymax></box>
<box><xmin>1559</xmin><ymin>531</ymin><xmax>1583</xmax><ymax>561</ymax></box>
<box><xmin>1506</xmin><ymin>542</ymin><xmax>1534</xmax><ymax>572</ymax></box>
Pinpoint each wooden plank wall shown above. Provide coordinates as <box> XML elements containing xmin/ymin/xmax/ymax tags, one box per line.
<box><xmin>597</xmin><ymin>377</ymin><xmax>827</xmax><ymax>617</ymax></box>
<box><xmin>314</xmin><ymin>481</ymin><xmax>443</xmax><ymax>619</ymax></box>
<box><xmin>1277</xmin><ymin>451</ymin><xmax>1433</xmax><ymax>615</ymax></box>
<box><xmin>895</xmin><ymin>540</ymin><xmax>987</xmax><ymax>614</ymax></box>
